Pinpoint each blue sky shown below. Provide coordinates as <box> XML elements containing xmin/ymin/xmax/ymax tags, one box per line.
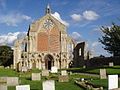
<box><xmin>0</xmin><ymin>0</ymin><xmax>120</xmax><ymax>56</ymax></box>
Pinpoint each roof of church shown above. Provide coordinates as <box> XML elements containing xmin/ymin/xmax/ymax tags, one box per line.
<box><xmin>28</xmin><ymin>4</ymin><xmax>66</xmax><ymax>33</ymax></box>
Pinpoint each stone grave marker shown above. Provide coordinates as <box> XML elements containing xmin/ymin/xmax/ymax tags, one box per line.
<box><xmin>21</xmin><ymin>66</ymin><xmax>28</xmax><ymax>72</ymax></box>
<box><xmin>16</xmin><ymin>85</ymin><xmax>30</xmax><ymax>90</ymax></box>
<box><xmin>61</xmin><ymin>70</ymin><xmax>68</xmax><ymax>76</ymax></box>
<box><xmin>109</xmin><ymin>62</ymin><xmax>114</xmax><ymax>67</ymax></box>
<box><xmin>100</xmin><ymin>69</ymin><xmax>107</xmax><ymax>79</ymax></box>
<box><xmin>43</xmin><ymin>80</ymin><xmax>55</xmax><ymax>90</ymax></box>
<box><xmin>7</xmin><ymin>77</ymin><xmax>19</xmax><ymax>86</ymax></box>
<box><xmin>32</xmin><ymin>73</ymin><xmax>41</xmax><ymax>81</ymax></box>
<box><xmin>110</xmin><ymin>88</ymin><xmax>120</xmax><ymax>90</ymax></box>
<box><xmin>0</xmin><ymin>85</ymin><xmax>7</xmax><ymax>90</ymax></box>
<box><xmin>108</xmin><ymin>75</ymin><xmax>118</xmax><ymax>90</ymax></box>
<box><xmin>0</xmin><ymin>77</ymin><xmax>7</xmax><ymax>85</ymax></box>
<box><xmin>0</xmin><ymin>66</ymin><xmax>4</xmax><ymax>69</ymax></box>
<box><xmin>42</xmin><ymin>70</ymin><xmax>49</xmax><ymax>76</ymax></box>
<box><xmin>58</xmin><ymin>75</ymin><xmax>69</xmax><ymax>82</ymax></box>
<box><xmin>51</xmin><ymin>66</ymin><xmax>58</xmax><ymax>73</ymax></box>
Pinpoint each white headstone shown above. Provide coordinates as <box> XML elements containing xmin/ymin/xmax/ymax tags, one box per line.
<box><xmin>7</xmin><ymin>77</ymin><xmax>19</xmax><ymax>86</ymax></box>
<box><xmin>100</xmin><ymin>69</ymin><xmax>107</xmax><ymax>79</ymax></box>
<box><xmin>16</xmin><ymin>85</ymin><xmax>30</xmax><ymax>90</ymax></box>
<box><xmin>0</xmin><ymin>85</ymin><xmax>7</xmax><ymax>90</ymax></box>
<box><xmin>61</xmin><ymin>70</ymin><xmax>68</xmax><ymax>76</ymax></box>
<box><xmin>42</xmin><ymin>70</ymin><xmax>49</xmax><ymax>76</ymax></box>
<box><xmin>43</xmin><ymin>80</ymin><xmax>55</xmax><ymax>90</ymax></box>
<box><xmin>51</xmin><ymin>66</ymin><xmax>58</xmax><ymax>73</ymax></box>
<box><xmin>22</xmin><ymin>66</ymin><xmax>28</xmax><ymax>72</ymax></box>
<box><xmin>109</xmin><ymin>62</ymin><xmax>114</xmax><ymax>67</ymax></box>
<box><xmin>32</xmin><ymin>73</ymin><xmax>41</xmax><ymax>81</ymax></box>
<box><xmin>108</xmin><ymin>75</ymin><xmax>118</xmax><ymax>90</ymax></box>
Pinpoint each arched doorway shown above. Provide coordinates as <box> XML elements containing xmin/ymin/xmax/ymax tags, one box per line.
<box><xmin>44</xmin><ymin>54</ymin><xmax>54</xmax><ymax>70</ymax></box>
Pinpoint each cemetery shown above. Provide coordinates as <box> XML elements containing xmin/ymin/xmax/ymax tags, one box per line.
<box><xmin>0</xmin><ymin>1</ymin><xmax>120</xmax><ymax>90</ymax></box>
<box><xmin>0</xmin><ymin>66</ymin><xmax>120</xmax><ymax>90</ymax></box>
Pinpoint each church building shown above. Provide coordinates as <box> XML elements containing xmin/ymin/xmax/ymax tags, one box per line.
<box><xmin>13</xmin><ymin>5</ymin><xmax>75</xmax><ymax>71</ymax></box>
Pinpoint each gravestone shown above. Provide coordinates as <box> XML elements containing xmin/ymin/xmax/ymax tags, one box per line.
<box><xmin>109</xmin><ymin>62</ymin><xmax>114</xmax><ymax>67</ymax></box>
<box><xmin>16</xmin><ymin>85</ymin><xmax>30</xmax><ymax>90</ymax></box>
<box><xmin>7</xmin><ymin>77</ymin><xmax>19</xmax><ymax>86</ymax></box>
<box><xmin>100</xmin><ymin>69</ymin><xmax>107</xmax><ymax>79</ymax></box>
<box><xmin>42</xmin><ymin>70</ymin><xmax>49</xmax><ymax>76</ymax></box>
<box><xmin>108</xmin><ymin>75</ymin><xmax>118</xmax><ymax>90</ymax></box>
<box><xmin>43</xmin><ymin>80</ymin><xmax>55</xmax><ymax>90</ymax></box>
<box><xmin>58</xmin><ymin>75</ymin><xmax>69</xmax><ymax>82</ymax></box>
<box><xmin>21</xmin><ymin>66</ymin><xmax>28</xmax><ymax>72</ymax></box>
<box><xmin>51</xmin><ymin>66</ymin><xmax>58</xmax><ymax>73</ymax></box>
<box><xmin>111</xmin><ymin>88</ymin><xmax>120</xmax><ymax>90</ymax></box>
<box><xmin>0</xmin><ymin>85</ymin><xmax>7</xmax><ymax>90</ymax></box>
<box><xmin>0</xmin><ymin>77</ymin><xmax>7</xmax><ymax>85</ymax></box>
<box><xmin>0</xmin><ymin>66</ymin><xmax>4</xmax><ymax>69</ymax></box>
<box><xmin>61</xmin><ymin>70</ymin><xmax>68</xmax><ymax>76</ymax></box>
<box><xmin>32</xmin><ymin>73</ymin><xmax>41</xmax><ymax>81</ymax></box>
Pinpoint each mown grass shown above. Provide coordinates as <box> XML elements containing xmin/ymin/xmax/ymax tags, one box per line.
<box><xmin>0</xmin><ymin>66</ymin><xmax>120</xmax><ymax>90</ymax></box>
<box><xmin>0</xmin><ymin>68</ymin><xmax>82</xmax><ymax>90</ymax></box>
<box><xmin>64</xmin><ymin>66</ymin><xmax>120</xmax><ymax>75</ymax></box>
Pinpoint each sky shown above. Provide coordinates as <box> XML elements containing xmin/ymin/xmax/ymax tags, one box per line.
<box><xmin>0</xmin><ymin>0</ymin><xmax>120</xmax><ymax>57</ymax></box>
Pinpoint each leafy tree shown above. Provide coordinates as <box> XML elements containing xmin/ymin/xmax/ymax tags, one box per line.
<box><xmin>99</xmin><ymin>23</ymin><xmax>120</xmax><ymax>57</ymax></box>
<box><xmin>0</xmin><ymin>45</ymin><xmax>13</xmax><ymax>66</ymax></box>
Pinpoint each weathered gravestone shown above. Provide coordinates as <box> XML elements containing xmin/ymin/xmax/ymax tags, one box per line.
<box><xmin>21</xmin><ymin>66</ymin><xmax>28</xmax><ymax>72</ymax></box>
<box><xmin>0</xmin><ymin>85</ymin><xmax>7</xmax><ymax>90</ymax></box>
<box><xmin>58</xmin><ymin>75</ymin><xmax>69</xmax><ymax>82</ymax></box>
<box><xmin>111</xmin><ymin>88</ymin><xmax>120</xmax><ymax>90</ymax></box>
<box><xmin>0</xmin><ymin>66</ymin><xmax>4</xmax><ymax>69</ymax></box>
<box><xmin>61</xmin><ymin>70</ymin><xmax>68</xmax><ymax>76</ymax></box>
<box><xmin>16</xmin><ymin>85</ymin><xmax>30</xmax><ymax>90</ymax></box>
<box><xmin>42</xmin><ymin>70</ymin><xmax>49</xmax><ymax>76</ymax></box>
<box><xmin>0</xmin><ymin>77</ymin><xmax>7</xmax><ymax>85</ymax></box>
<box><xmin>51</xmin><ymin>66</ymin><xmax>58</xmax><ymax>73</ymax></box>
<box><xmin>43</xmin><ymin>80</ymin><xmax>55</xmax><ymax>90</ymax></box>
<box><xmin>109</xmin><ymin>62</ymin><xmax>114</xmax><ymax>67</ymax></box>
<box><xmin>0</xmin><ymin>77</ymin><xmax>19</xmax><ymax>86</ymax></box>
<box><xmin>108</xmin><ymin>75</ymin><xmax>118</xmax><ymax>90</ymax></box>
<box><xmin>32</xmin><ymin>73</ymin><xmax>41</xmax><ymax>81</ymax></box>
<box><xmin>100</xmin><ymin>69</ymin><xmax>107</xmax><ymax>79</ymax></box>
<box><xmin>7</xmin><ymin>77</ymin><xmax>19</xmax><ymax>86</ymax></box>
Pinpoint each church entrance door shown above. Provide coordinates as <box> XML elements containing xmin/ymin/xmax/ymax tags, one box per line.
<box><xmin>44</xmin><ymin>54</ymin><xmax>54</xmax><ymax>70</ymax></box>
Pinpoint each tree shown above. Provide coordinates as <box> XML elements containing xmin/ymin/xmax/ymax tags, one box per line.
<box><xmin>0</xmin><ymin>45</ymin><xmax>13</xmax><ymax>66</ymax></box>
<box><xmin>99</xmin><ymin>23</ymin><xmax>120</xmax><ymax>57</ymax></box>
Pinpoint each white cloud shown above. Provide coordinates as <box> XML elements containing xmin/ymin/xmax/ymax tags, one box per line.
<box><xmin>71</xmin><ymin>10</ymin><xmax>99</xmax><ymax>22</ymax></box>
<box><xmin>83</xmin><ymin>10</ymin><xmax>99</xmax><ymax>20</ymax></box>
<box><xmin>0</xmin><ymin>32</ymin><xmax>27</xmax><ymax>46</ymax></box>
<box><xmin>92</xmin><ymin>41</ymin><xmax>100</xmax><ymax>47</ymax></box>
<box><xmin>51</xmin><ymin>12</ymin><xmax>69</xmax><ymax>26</ymax></box>
<box><xmin>71</xmin><ymin>32</ymin><xmax>82</xmax><ymax>42</ymax></box>
<box><xmin>70</xmin><ymin>14</ymin><xmax>82</xmax><ymax>22</ymax></box>
<box><xmin>0</xmin><ymin>13</ymin><xmax>32</xmax><ymax>26</ymax></box>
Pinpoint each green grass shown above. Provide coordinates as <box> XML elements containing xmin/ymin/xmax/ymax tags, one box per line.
<box><xmin>0</xmin><ymin>66</ymin><xmax>120</xmax><ymax>90</ymax></box>
<box><xmin>0</xmin><ymin>68</ymin><xmax>83</xmax><ymax>90</ymax></box>
<box><xmin>0</xmin><ymin>68</ymin><xmax>18</xmax><ymax>77</ymax></box>
<box><xmin>89</xmin><ymin>79</ymin><xmax>108</xmax><ymax>90</ymax></box>
<box><xmin>65</xmin><ymin>66</ymin><xmax>120</xmax><ymax>75</ymax></box>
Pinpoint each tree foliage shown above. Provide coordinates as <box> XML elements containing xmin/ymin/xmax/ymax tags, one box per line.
<box><xmin>0</xmin><ymin>45</ymin><xmax>13</xmax><ymax>66</ymax></box>
<box><xmin>99</xmin><ymin>23</ymin><xmax>120</xmax><ymax>57</ymax></box>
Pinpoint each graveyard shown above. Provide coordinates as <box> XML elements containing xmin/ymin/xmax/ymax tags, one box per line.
<box><xmin>0</xmin><ymin>1</ymin><xmax>120</xmax><ymax>90</ymax></box>
<box><xmin>0</xmin><ymin>66</ymin><xmax>120</xmax><ymax>90</ymax></box>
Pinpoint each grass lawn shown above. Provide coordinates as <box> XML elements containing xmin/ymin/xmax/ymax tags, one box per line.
<box><xmin>0</xmin><ymin>66</ymin><xmax>120</xmax><ymax>90</ymax></box>
<box><xmin>0</xmin><ymin>68</ymin><xmax>83</xmax><ymax>90</ymax></box>
<box><xmin>65</xmin><ymin>66</ymin><xmax>120</xmax><ymax>75</ymax></box>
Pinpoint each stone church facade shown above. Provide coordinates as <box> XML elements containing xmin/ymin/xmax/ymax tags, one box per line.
<box><xmin>13</xmin><ymin>5</ymin><xmax>75</xmax><ymax>71</ymax></box>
